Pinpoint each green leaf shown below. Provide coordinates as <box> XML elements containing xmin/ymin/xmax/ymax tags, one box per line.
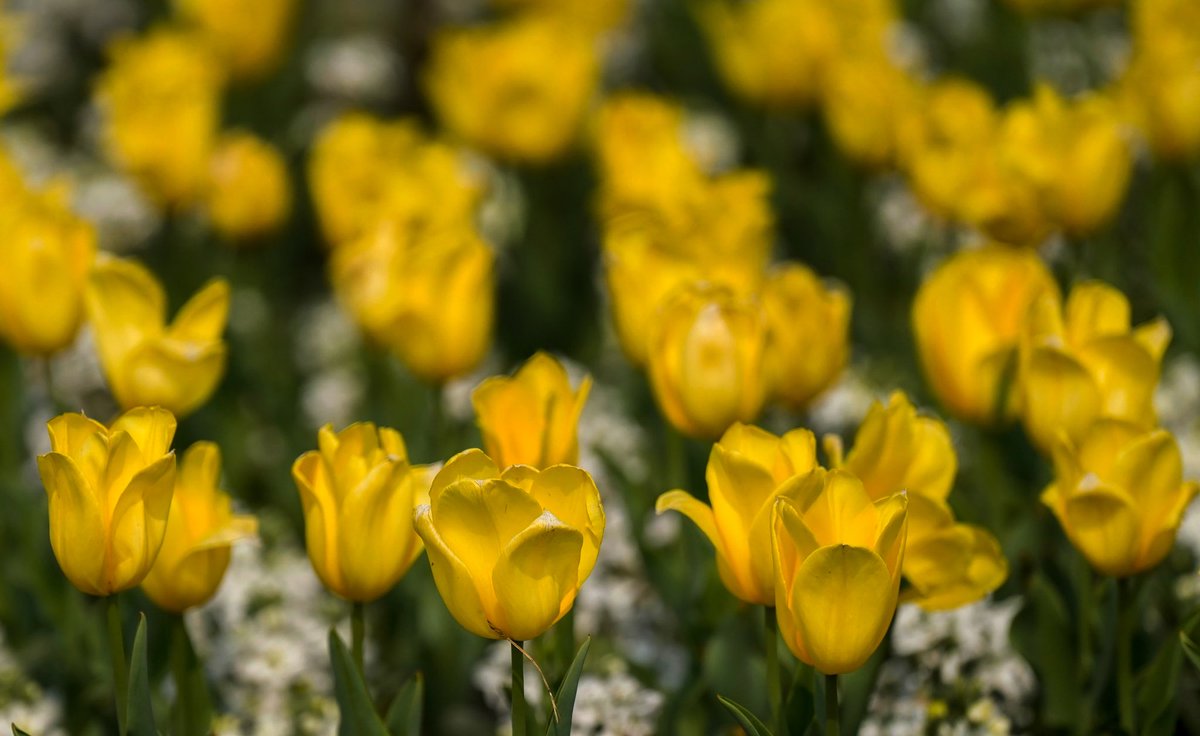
<box><xmin>545</xmin><ymin>636</ymin><xmax>591</xmax><ymax>736</ymax></box>
<box><xmin>12</xmin><ymin>725</ymin><xmax>32</xmax><ymax>736</ymax></box>
<box><xmin>169</xmin><ymin>617</ymin><xmax>213</xmax><ymax>736</ymax></box>
<box><xmin>718</xmin><ymin>694</ymin><xmax>774</xmax><ymax>736</ymax></box>
<box><xmin>124</xmin><ymin>614</ymin><xmax>157</xmax><ymax>736</ymax></box>
<box><xmin>384</xmin><ymin>673</ymin><xmax>424</xmax><ymax>736</ymax></box>
<box><xmin>1181</xmin><ymin>631</ymin><xmax>1200</xmax><ymax>672</ymax></box>
<box><xmin>785</xmin><ymin>662</ymin><xmax>816</xmax><ymax>735</ymax></box>
<box><xmin>328</xmin><ymin>628</ymin><xmax>389</xmax><ymax>736</ymax></box>
<box><xmin>1136</xmin><ymin>635</ymin><xmax>1182</xmax><ymax>736</ymax></box>
<box><xmin>1010</xmin><ymin>571</ymin><xmax>1078</xmax><ymax>727</ymax></box>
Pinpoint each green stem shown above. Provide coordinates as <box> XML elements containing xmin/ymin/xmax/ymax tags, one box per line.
<box><xmin>825</xmin><ymin>673</ymin><xmax>839</xmax><ymax>736</ymax></box>
<box><xmin>1117</xmin><ymin>579</ymin><xmax>1136</xmax><ymax>735</ymax></box>
<box><xmin>107</xmin><ymin>596</ymin><xmax>129</xmax><ymax>734</ymax></box>
<box><xmin>665</xmin><ymin>424</ymin><xmax>686</xmax><ymax>490</ymax></box>
<box><xmin>351</xmin><ymin>601</ymin><xmax>366</xmax><ymax>677</ymax></box>
<box><xmin>511</xmin><ymin>640</ymin><xmax>527</xmax><ymax>736</ymax></box>
<box><xmin>1076</xmin><ymin>563</ymin><xmax>1093</xmax><ymax>736</ymax></box>
<box><xmin>764</xmin><ymin>607</ymin><xmax>785</xmax><ymax>736</ymax></box>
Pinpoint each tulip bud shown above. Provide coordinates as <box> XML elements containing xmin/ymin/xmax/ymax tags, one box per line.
<box><xmin>772</xmin><ymin>470</ymin><xmax>907</xmax><ymax>674</ymax></box>
<box><xmin>912</xmin><ymin>244</ymin><xmax>1060</xmax><ymax>424</ymax></box>
<box><xmin>1044</xmin><ymin>419</ymin><xmax>1198</xmax><ymax>578</ymax></box>
<box><xmin>173</xmin><ymin>0</ymin><xmax>296</xmax><ymax>80</ymax></box>
<box><xmin>85</xmin><ymin>257</ymin><xmax>230</xmax><ymax>419</ymax></box>
<box><xmin>657</xmin><ymin>423</ymin><xmax>818</xmax><ymax>605</ymax></box>
<box><xmin>647</xmin><ymin>283</ymin><xmax>767</xmax><ymax>439</ymax></box>
<box><xmin>292</xmin><ymin>423</ymin><xmax>435</xmax><ymax>602</ymax></box>
<box><xmin>761</xmin><ymin>264</ymin><xmax>851</xmax><ymax>411</ymax></box>
<box><xmin>205</xmin><ymin>131</ymin><xmax>292</xmax><ymax>242</ymax></box>
<box><xmin>0</xmin><ymin>188</ymin><xmax>97</xmax><ymax>356</ymax></box>
<box><xmin>37</xmin><ymin>408</ymin><xmax>178</xmax><ymax>596</ymax></box>
<box><xmin>472</xmin><ymin>352</ymin><xmax>592</xmax><ymax>470</ymax></box>
<box><xmin>414</xmin><ymin>450</ymin><xmax>605</xmax><ymax>641</ymax></box>
<box><xmin>425</xmin><ymin>16</ymin><xmax>599</xmax><ymax>164</ymax></box>
<box><xmin>1019</xmin><ymin>281</ymin><xmax>1170</xmax><ymax>453</ymax></box>
<box><xmin>141</xmin><ymin>442</ymin><xmax>257</xmax><ymax>612</ymax></box>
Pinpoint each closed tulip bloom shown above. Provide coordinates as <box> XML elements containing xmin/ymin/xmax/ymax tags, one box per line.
<box><xmin>913</xmin><ymin>244</ymin><xmax>1060</xmax><ymax>424</ymax></box>
<box><xmin>414</xmin><ymin>449</ymin><xmax>605</xmax><ymax>641</ymax></box>
<box><xmin>205</xmin><ymin>131</ymin><xmax>292</xmax><ymax>242</ymax></box>
<box><xmin>838</xmin><ymin>391</ymin><xmax>956</xmax><ymax>503</ymax></box>
<box><xmin>647</xmin><ymin>282</ymin><xmax>767</xmax><ymax>439</ymax></box>
<box><xmin>1044</xmin><ymin>419</ymin><xmax>1198</xmax><ymax>577</ymax></box>
<box><xmin>773</xmin><ymin>469</ymin><xmax>907</xmax><ymax>674</ymax></box>
<box><xmin>36</xmin><ymin>408</ymin><xmax>178</xmax><ymax>596</ymax></box>
<box><xmin>1020</xmin><ymin>281</ymin><xmax>1170</xmax><ymax>453</ymax></box>
<box><xmin>0</xmin><ymin>188</ymin><xmax>97</xmax><ymax>355</ymax></box>
<box><xmin>86</xmin><ymin>258</ymin><xmax>229</xmax><ymax>419</ymax></box>
<box><xmin>174</xmin><ymin>0</ymin><xmax>296</xmax><ymax>80</ymax></box>
<box><xmin>472</xmin><ymin>352</ymin><xmax>592</xmax><ymax>470</ymax></box>
<box><xmin>902</xmin><ymin>494</ymin><xmax>1007</xmax><ymax>611</ymax></box>
<box><xmin>761</xmin><ymin>264</ymin><xmax>851</xmax><ymax>411</ymax></box>
<box><xmin>141</xmin><ymin>442</ymin><xmax>257</xmax><ymax>612</ymax></box>
<box><xmin>293</xmin><ymin>423</ymin><xmax>435</xmax><ymax>602</ymax></box>
<box><xmin>656</xmin><ymin>423</ymin><xmax>818</xmax><ymax>605</ymax></box>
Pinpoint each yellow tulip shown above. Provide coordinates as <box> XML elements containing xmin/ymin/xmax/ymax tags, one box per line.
<box><xmin>141</xmin><ymin>442</ymin><xmax>257</xmax><ymax>612</ymax></box>
<box><xmin>174</xmin><ymin>0</ymin><xmax>296</xmax><ymax>80</ymax></box>
<box><xmin>1043</xmin><ymin>419</ymin><xmax>1198</xmax><ymax>578</ymax></box>
<box><xmin>772</xmin><ymin>469</ymin><xmax>907</xmax><ymax>674</ymax></box>
<box><xmin>472</xmin><ymin>353</ymin><xmax>592</xmax><ymax>470</ymax></box>
<box><xmin>36</xmin><ymin>408</ymin><xmax>178</xmax><ymax>597</ymax></box>
<box><xmin>490</xmin><ymin>0</ymin><xmax>631</xmax><ymax>32</ymax></box>
<box><xmin>425</xmin><ymin>16</ymin><xmax>599</xmax><ymax>164</ymax></box>
<box><xmin>833</xmin><ymin>391</ymin><xmax>1008</xmax><ymax>609</ymax></box>
<box><xmin>0</xmin><ymin>187</ymin><xmax>97</xmax><ymax>355</ymax></box>
<box><xmin>292</xmin><ymin>423</ymin><xmax>435</xmax><ymax>602</ymax></box>
<box><xmin>85</xmin><ymin>257</ymin><xmax>229</xmax><ymax>419</ymax></box>
<box><xmin>912</xmin><ymin>243</ymin><xmax>1060</xmax><ymax>424</ymax></box>
<box><xmin>821</xmin><ymin>53</ymin><xmax>917</xmax><ymax>169</ymax></box>
<box><xmin>205</xmin><ymin>131</ymin><xmax>292</xmax><ymax>241</ymax></box>
<box><xmin>0</xmin><ymin>9</ymin><xmax>23</xmax><ymax>115</ymax></box>
<box><xmin>95</xmin><ymin>27</ymin><xmax>224</xmax><ymax>207</ymax></box>
<box><xmin>413</xmin><ymin>449</ymin><xmax>605</xmax><ymax>641</ymax></box>
<box><xmin>656</xmin><ymin>423</ymin><xmax>818</xmax><ymax>605</ymax></box>
<box><xmin>1019</xmin><ymin>281</ymin><xmax>1170</xmax><ymax>453</ymax></box>
<box><xmin>647</xmin><ymin>282</ymin><xmax>767</xmax><ymax>439</ymax></box>
<box><xmin>761</xmin><ymin>264</ymin><xmax>851</xmax><ymax>411</ymax></box>
<box><xmin>1119</xmin><ymin>0</ymin><xmax>1200</xmax><ymax>161</ymax></box>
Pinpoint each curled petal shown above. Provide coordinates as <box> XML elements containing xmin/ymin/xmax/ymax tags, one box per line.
<box><xmin>108</xmin><ymin>453</ymin><xmax>177</xmax><ymax>592</ymax></box>
<box><xmin>38</xmin><ymin>453</ymin><xmax>108</xmax><ymax>596</ymax></box>
<box><xmin>414</xmin><ymin>505</ymin><xmax>497</xmax><ymax>639</ymax></box>
<box><xmin>491</xmin><ymin>513</ymin><xmax>584</xmax><ymax>641</ymax></box>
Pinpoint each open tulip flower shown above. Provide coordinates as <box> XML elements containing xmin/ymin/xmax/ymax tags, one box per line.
<box><xmin>413</xmin><ymin>449</ymin><xmax>604</xmax><ymax>642</ymax></box>
<box><xmin>656</xmin><ymin>423</ymin><xmax>818</xmax><ymax>605</ymax></box>
<box><xmin>1020</xmin><ymin>280</ymin><xmax>1171</xmax><ymax>454</ymax></box>
<box><xmin>36</xmin><ymin>407</ymin><xmax>178</xmax><ymax>597</ymax></box>
<box><xmin>141</xmin><ymin>442</ymin><xmax>257</xmax><ymax>612</ymax></box>
<box><xmin>1044</xmin><ymin>419</ymin><xmax>1198</xmax><ymax>578</ymax></box>
<box><xmin>772</xmin><ymin>469</ymin><xmax>907</xmax><ymax>675</ymax></box>
<box><xmin>86</xmin><ymin>257</ymin><xmax>230</xmax><ymax>419</ymax></box>
<box><xmin>292</xmin><ymin>423</ymin><xmax>435</xmax><ymax>603</ymax></box>
<box><xmin>472</xmin><ymin>352</ymin><xmax>592</xmax><ymax>470</ymax></box>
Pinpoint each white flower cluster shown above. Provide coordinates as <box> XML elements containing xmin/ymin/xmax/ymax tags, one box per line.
<box><xmin>0</xmin><ymin>629</ymin><xmax>66</xmax><ymax>736</ymax></box>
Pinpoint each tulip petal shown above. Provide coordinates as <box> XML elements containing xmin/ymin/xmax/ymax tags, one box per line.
<box><xmin>655</xmin><ymin>490</ymin><xmax>720</xmax><ymax>547</ymax></box>
<box><xmin>772</xmin><ymin>496</ymin><xmax>819</xmax><ymax>663</ymax></box>
<box><xmin>167</xmin><ymin>278</ymin><xmax>230</xmax><ymax>342</ymax></box>
<box><xmin>108</xmin><ymin>453</ymin><xmax>177</xmax><ymax>592</ymax></box>
<box><xmin>38</xmin><ymin>453</ymin><xmax>108</xmax><ymax>596</ymax></box>
<box><xmin>85</xmin><ymin>257</ymin><xmax>167</xmax><ymax>372</ymax></box>
<box><xmin>1065</xmin><ymin>281</ymin><xmax>1130</xmax><ymax>343</ymax></box>
<box><xmin>46</xmin><ymin>413</ymin><xmax>106</xmax><ymax>457</ymax></box>
<box><xmin>414</xmin><ymin>504</ymin><xmax>498</xmax><ymax>639</ymax></box>
<box><xmin>1132</xmin><ymin>318</ymin><xmax>1171</xmax><ymax>362</ymax></box>
<box><xmin>338</xmin><ymin>462</ymin><xmax>422</xmax><ymax>601</ymax></box>
<box><xmin>526</xmin><ymin>465</ymin><xmax>605</xmax><ymax>582</ymax></box>
<box><xmin>1021</xmin><ymin>347</ymin><xmax>1101</xmax><ymax>451</ymax></box>
<box><xmin>1062</xmin><ymin>484</ymin><xmax>1140</xmax><ymax>577</ymax></box>
<box><xmin>292</xmin><ymin>451</ymin><xmax>343</xmax><ymax>593</ymax></box>
<box><xmin>429</xmin><ymin>449</ymin><xmax>501</xmax><ymax>499</ymax></box>
<box><xmin>491</xmin><ymin>512</ymin><xmax>583</xmax><ymax>641</ymax></box>
<box><xmin>430</xmin><ymin>477</ymin><xmax>542</xmax><ymax>592</ymax></box>
<box><xmin>119</xmin><ymin>338</ymin><xmax>226</xmax><ymax>418</ymax></box>
<box><xmin>110</xmin><ymin>406</ymin><xmax>178</xmax><ymax>462</ymax></box>
<box><xmin>791</xmin><ymin>545</ymin><xmax>896</xmax><ymax>674</ymax></box>
<box><xmin>798</xmin><ymin>470</ymin><xmax>877</xmax><ymax>549</ymax></box>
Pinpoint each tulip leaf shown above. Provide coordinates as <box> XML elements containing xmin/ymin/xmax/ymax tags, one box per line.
<box><xmin>124</xmin><ymin>614</ymin><xmax>158</xmax><ymax>736</ymax></box>
<box><xmin>169</xmin><ymin>616</ymin><xmax>213</xmax><ymax>736</ymax></box>
<box><xmin>785</xmin><ymin>663</ymin><xmax>816</xmax><ymax>735</ymax></box>
<box><xmin>1136</xmin><ymin>635</ymin><xmax>1182</xmax><ymax>736</ymax></box>
<box><xmin>718</xmin><ymin>694</ymin><xmax>774</xmax><ymax>736</ymax></box>
<box><xmin>1181</xmin><ymin>631</ymin><xmax>1200</xmax><ymax>672</ymax></box>
<box><xmin>384</xmin><ymin>672</ymin><xmax>424</xmax><ymax>736</ymax></box>
<box><xmin>12</xmin><ymin>726</ymin><xmax>32</xmax><ymax>736</ymax></box>
<box><xmin>328</xmin><ymin>629</ymin><xmax>389</xmax><ymax>736</ymax></box>
<box><xmin>545</xmin><ymin>636</ymin><xmax>591</xmax><ymax>736</ymax></box>
<box><xmin>1010</xmin><ymin>571</ymin><xmax>1078</xmax><ymax>727</ymax></box>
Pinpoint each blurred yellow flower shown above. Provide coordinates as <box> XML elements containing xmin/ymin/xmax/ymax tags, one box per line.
<box><xmin>657</xmin><ymin>423</ymin><xmax>818</xmax><ymax>605</ymax></box>
<box><xmin>205</xmin><ymin>131</ymin><xmax>292</xmax><ymax>242</ymax></box>
<box><xmin>1019</xmin><ymin>281</ymin><xmax>1170</xmax><ymax>453</ymax></box>
<box><xmin>141</xmin><ymin>442</ymin><xmax>257</xmax><ymax>612</ymax></box>
<box><xmin>331</xmin><ymin>222</ymin><xmax>495</xmax><ymax>384</ymax></box>
<box><xmin>472</xmin><ymin>352</ymin><xmax>592</xmax><ymax>470</ymax></box>
<box><xmin>174</xmin><ymin>0</ymin><xmax>296</xmax><ymax>80</ymax></box>
<box><xmin>647</xmin><ymin>282</ymin><xmax>767</xmax><ymax>439</ymax></box>
<box><xmin>95</xmin><ymin>27</ymin><xmax>224</xmax><ymax>207</ymax></box>
<box><xmin>36</xmin><ymin>408</ymin><xmax>177</xmax><ymax>597</ymax></box>
<box><xmin>772</xmin><ymin>469</ymin><xmax>907</xmax><ymax>674</ymax></box>
<box><xmin>293</xmin><ymin>423</ymin><xmax>434</xmax><ymax>602</ymax></box>
<box><xmin>85</xmin><ymin>257</ymin><xmax>230</xmax><ymax>419</ymax></box>
<box><xmin>0</xmin><ymin>187</ymin><xmax>97</xmax><ymax>356</ymax></box>
<box><xmin>912</xmin><ymin>244</ymin><xmax>1060</xmax><ymax>424</ymax></box>
<box><xmin>490</xmin><ymin>0</ymin><xmax>630</xmax><ymax>32</ymax></box>
<box><xmin>1044</xmin><ymin>419</ymin><xmax>1198</xmax><ymax>578</ymax></box>
<box><xmin>414</xmin><ymin>449</ymin><xmax>605</xmax><ymax>641</ymax></box>
<box><xmin>0</xmin><ymin>9</ymin><xmax>23</xmax><ymax>115</ymax></box>
<box><xmin>761</xmin><ymin>264</ymin><xmax>851</xmax><ymax>411</ymax></box>
<box><xmin>822</xmin><ymin>53</ymin><xmax>918</xmax><ymax>169</ymax></box>
<box><xmin>903</xmin><ymin>494</ymin><xmax>1008</xmax><ymax>611</ymax></box>
<box><xmin>425</xmin><ymin>16</ymin><xmax>599</xmax><ymax>164</ymax></box>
